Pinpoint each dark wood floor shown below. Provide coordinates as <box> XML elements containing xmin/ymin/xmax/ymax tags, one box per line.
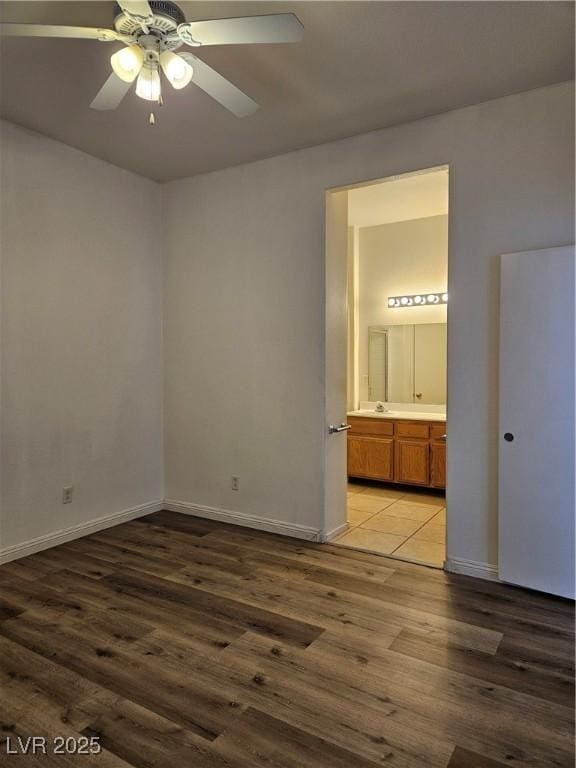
<box><xmin>0</xmin><ymin>510</ymin><xmax>573</xmax><ymax>767</ymax></box>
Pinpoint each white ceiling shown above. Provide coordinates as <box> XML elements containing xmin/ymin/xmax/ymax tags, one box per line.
<box><xmin>348</xmin><ymin>168</ymin><xmax>448</xmax><ymax>228</ymax></box>
<box><xmin>0</xmin><ymin>1</ymin><xmax>573</xmax><ymax>181</ymax></box>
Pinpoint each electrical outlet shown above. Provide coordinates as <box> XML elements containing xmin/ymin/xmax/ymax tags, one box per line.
<box><xmin>231</xmin><ymin>476</ymin><xmax>240</xmax><ymax>491</ymax></box>
<box><xmin>62</xmin><ymin>486</ymin><xmax>73</xmax><ymax>504</ymax></box>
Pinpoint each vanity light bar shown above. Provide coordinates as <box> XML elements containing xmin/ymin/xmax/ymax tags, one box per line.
<box><xmin>388</xmin><ymin>292</ymin><xmax>448</xmax><ymax>308</ymax></box>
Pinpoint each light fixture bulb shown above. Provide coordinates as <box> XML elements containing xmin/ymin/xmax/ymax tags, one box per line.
<box><xmin>110</xmin><ymin>45</ymin><xmax>143</xmax><ymax>83</ymax></box>
<box><xmin>159</xmin><ymin>51</ymin><xmax>193</xmax><ymax>90</ymax></box>
<box><xmin>136</xmin><ymin>63</ymin><xmax>161</xmax><ymax>102</ymax></box>
<box><xmin>389</xmin><ymin>292</ymin><xmax>446</xmax><ymax>308</ymax></box>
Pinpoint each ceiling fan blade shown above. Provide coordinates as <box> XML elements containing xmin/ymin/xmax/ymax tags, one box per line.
<box><xmin>90</xmin><ymin>72</ymin><xmax>132</xmax><ymax>111</ymax></box>
<box><xmin>116</xmin><ymin>1</ymin><xmax>155</xmax><ymax>28</ymax></box>
<box><xmin>180</xmin><ymin>53</ymin><xmax>258</xmax><ymax>118</ymax></box>
<box><xmin>177</xmin><ymin>13</ymin><xmax>303</xmax><ymax>47</ymax></box>
<box><xmin>0</xmin><ymin>23</ymin><xmax>131</xmax><ymax>42</ymax></box>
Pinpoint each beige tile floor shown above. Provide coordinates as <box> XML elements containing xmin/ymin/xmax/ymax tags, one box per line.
<box><xmin>335</xmin><ymin>482</ymin><xmax>446</xmax><ymax>567</ymax></box>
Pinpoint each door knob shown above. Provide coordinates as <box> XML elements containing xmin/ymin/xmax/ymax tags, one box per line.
<box><xmin>504</xmin><ymin>432</ymin><xmax>514</xmax><ymax>442</ymax></box>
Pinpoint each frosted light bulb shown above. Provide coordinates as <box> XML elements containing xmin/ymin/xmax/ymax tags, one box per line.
<box><xmin>442</xmin><ymin>293</ymin><xmax>448</xmax><ymax>302</ymax></box>
<box><xmin>160</xmin><ymin>51</ymin><xmax>193</xmax><ymax>89</ymax></box>
<box><xmin>136</xmin><ymin>64</ymin><xmax>161</xmax><ymax>102</ymax></box>
<box><xmin>110</xmin><ymin>45</ymin><xmax>143</xmax><ymax>82</ymax></box>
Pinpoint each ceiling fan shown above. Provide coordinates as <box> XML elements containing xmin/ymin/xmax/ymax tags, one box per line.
<box><xmin>0</xmin><ymin>1</ymin><xmax>304</xmax><ymax>118</ymax></box>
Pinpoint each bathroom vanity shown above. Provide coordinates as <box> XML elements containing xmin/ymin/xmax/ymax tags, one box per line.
<box><xmin>347</xmin><ymin>408</ymin><xmax>446</xmax><ymax>488</ymax></box>
<box><xmin>350</xmin><ymin>319</ymin><xmax>447</xmax><ymax>489</ymax></box>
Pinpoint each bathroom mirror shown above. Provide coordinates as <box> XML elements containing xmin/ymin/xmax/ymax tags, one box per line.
<box><xmin>368</xmin><ymin>323</ymin><xmax>447</xmax><ymax>405</ymax></box>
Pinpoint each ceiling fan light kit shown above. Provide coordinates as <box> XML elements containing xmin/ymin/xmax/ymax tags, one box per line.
<box><xmin>160</xmin><ymin>50</ymin><xmax>193</xmax><ymax>89</ymax></box>
<box><xmin>110</xmin><ymin>44</ymin><xmax>144</xmax><ymax>82</ymax></box>
<box><xmin>0</xmin><ymin>0</ymin><xmax>304</xmax><ymax>120</ymax></box>
<box><xmin>135</xmin><ymin>60</ymin><xmax>162</xmax><ymax>102</ymax></box>
<box><xmin>111</xmin><ymin>32</ymin><xmax>193</xmax><ymax>103</ymax></box>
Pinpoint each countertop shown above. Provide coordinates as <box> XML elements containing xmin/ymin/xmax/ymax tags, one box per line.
<box><xmin>347</xmin><ymin>409</ymin><xmax>446</xmax><ymax>422</ymax></box>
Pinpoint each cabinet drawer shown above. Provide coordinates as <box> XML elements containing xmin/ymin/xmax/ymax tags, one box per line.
<box><xmin>348</xmin><ymin>417</ymin><xmax>394</xmax><ymax>437</ymax></box>
<box><xmin>430</xmin><ymin>423</ymin><xmax>447</xmax><ymax>440</ymax></box>
<box><xmin>396</xmin><ymin>422</ymin><xmax>429</xmax><ymax>439</ymax></box>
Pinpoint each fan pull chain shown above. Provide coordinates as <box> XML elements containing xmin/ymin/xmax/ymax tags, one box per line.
<box><xmin>149</xmin><ymin>92</ymin><xmax>163</xmax><ymax>126</ymax></box>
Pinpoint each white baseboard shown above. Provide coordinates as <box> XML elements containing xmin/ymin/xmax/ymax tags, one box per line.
<box><xmin>445</xmin><ymin>556</ymin><xmax>499</xmax><ymax>582</ymax></box>
<box><xmin>319</xmin><ymin>522</ymin><xmax>349</xmax><ymax>543</ymax></box>
<box><xmin>0</xmin><ymin>499</ymin><xmax>500</xmax><ymax>590</ymax></box>
<box><xmin>0</xmin><ymin>500</ymin><xmax>163</xmax><ymax>565</ymax></box>
<box><xmin>164</xmin><ymin>499</ymin><xmax>322</xmax><ymax>542</ymax></box>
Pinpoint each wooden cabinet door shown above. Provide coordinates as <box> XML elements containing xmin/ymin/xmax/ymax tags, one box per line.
<box><xmin>430</xmin><ymin>441</ymin><xmax>446</xmax><ymax>488</ymax></box>
<box><xmin>395</xmin><ymin>439</ymin><xmax>429</xmax><ymax>486</ymax></box>
<box><xmin>347</xmin><ymin>436</ymin><xmax>394</xmax><ymax>481</ymax></box>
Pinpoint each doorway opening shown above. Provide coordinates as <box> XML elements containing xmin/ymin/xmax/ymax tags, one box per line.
<box><xmin>325</xmin><ymin>166</ymin><xmax>449</xmax><ymax>568</ymax></box>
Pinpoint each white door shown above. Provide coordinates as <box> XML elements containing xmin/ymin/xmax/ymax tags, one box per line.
<box><xmin>323</xmin><ymin>189</ymin><xmax>349</xmax><ymax>539</ymax></box>
<box><xmin>499</xmin><ymin>245</ymin><xmax>575</xmax><ymax>598</ymax></box>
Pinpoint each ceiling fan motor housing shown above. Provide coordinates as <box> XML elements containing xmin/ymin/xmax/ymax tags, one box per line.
<box><xmin>113</xmin><ymin>1</ymin><xmax>185</xmax><ymax>50</ymax></box>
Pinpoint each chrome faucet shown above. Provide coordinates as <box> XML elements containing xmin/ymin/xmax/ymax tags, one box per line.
<box><xmin>375</xmin><ymin>401</ymin><xmax>388</xmax><ymax>413</ymax></box>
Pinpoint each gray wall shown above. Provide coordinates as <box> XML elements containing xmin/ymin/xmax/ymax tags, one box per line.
<box><xmin>1</xmin><ymin>82</ymin><xmax>573</xmax><ymax>574</ymax></box>
<box><xmin>163</xmin><ymin>83</ymin><xmax>574</xmax><ymax>571</ymax></box>
<box><xmin>0</xmin><ymin>122</ymin><xmax>164</xmax><ymax>551</ymax></box>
